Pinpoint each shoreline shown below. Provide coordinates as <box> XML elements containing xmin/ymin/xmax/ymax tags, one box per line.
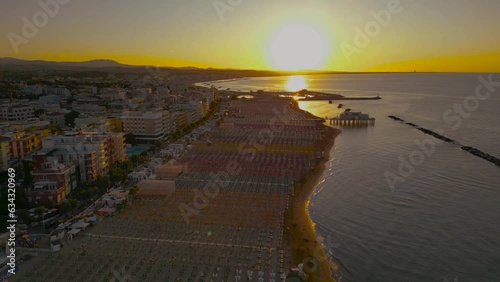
<box><xmin>287</xmin><ymin>122</ymin><xmax>341</xmax><ymax>281</ymax></box>
<box><xmin>194</xmin><ymin>81</ymin><xmax>344</xmax><ymax>281</ymax></box>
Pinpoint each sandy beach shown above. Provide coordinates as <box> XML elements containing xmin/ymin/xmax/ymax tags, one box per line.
<box><xmin>286</xmin><ymin>114</ymin><xmax>340</xmax><ymax>281</ymax></box>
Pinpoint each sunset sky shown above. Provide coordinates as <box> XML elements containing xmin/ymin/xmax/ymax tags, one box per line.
<box><xmin>1</xmin><ymin>0</ymin><xmax>499</xmax><ymax>72</ymax></box>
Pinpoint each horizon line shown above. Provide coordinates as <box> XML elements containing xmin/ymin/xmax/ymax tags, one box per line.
<box><xmin>1</xmin><ymin>56</ymin><xmax>499</xmax><ymax>74</ymax></box>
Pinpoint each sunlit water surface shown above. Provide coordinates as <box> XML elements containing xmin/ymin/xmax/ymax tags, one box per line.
<box><xmin>204</xmin><ymin>73</ymin><xmax>500</xmax><ymax>282</ymax></box>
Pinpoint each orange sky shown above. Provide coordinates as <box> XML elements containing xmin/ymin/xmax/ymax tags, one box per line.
<box><xmin>1</xmin><ymin>0</ymin><xmax>499</xmax><ymax>72</ymax></box>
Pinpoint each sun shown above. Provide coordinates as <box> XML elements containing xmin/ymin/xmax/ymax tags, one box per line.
<box><xmin>267</xmin><ymin>22</ymin><xmax>329</xmax><ymax>71</ymax></box>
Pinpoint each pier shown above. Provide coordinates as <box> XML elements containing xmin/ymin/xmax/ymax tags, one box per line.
<box><xmin>329</xmin><ymin>109</ymin><xmax>375</xmax><ymax>126</ymax></box>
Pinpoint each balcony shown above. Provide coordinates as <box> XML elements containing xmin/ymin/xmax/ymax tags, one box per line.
<box><xmin>31</xmin><ymin>181</ymin><xmax>61</xmax><ymax>192</ymax></box>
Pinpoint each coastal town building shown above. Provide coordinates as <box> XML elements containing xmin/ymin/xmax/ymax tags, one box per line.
<box><xmin>0</xmin><ymin>124</ymin><xmax>13</xmax><ymax>135</ymax></box>
<box><xmin>7</xmin><ymin>131</ymin><xmax>40</xmax><ymax>159</ymax></box>
<box><xmin>28</xmin><ymin>150</ymin><xmax>77</xmax><ymax>204</ymax></box>
<box><xmin>35</xmin><ymin>95</ymin><xmax>62</xmax><ymax>113</ymax></box>
<box><xmin>45</xmin><ymin>112</ymin><xmax>66</xmax><ymax>127</ymax></box>
<box><xmin>7</xmin><ymin>118</ymin><xmax>50</xmax><ymax>133</ymax></box>
<box><xmin>71</xmin><ymin>102</ymin><xmax>107</xmax><ymax>117</ymax></box>
<box><xmin>121</xmin><ymin>110</ymin><xmax>171</xmax><ymax>141</ymax></box>
<box><xmin>42</xmin><ymin>87</ymin><xmax>71</xmax><ymax>97</ymax></box>
<box><xmin>0</xmin><ymin>102</ymin><xmax>34</xmax><ymax>122</ymax></box>
<box><xmin>171</xmin><ymin>111</ymin><xmax>189</xmax><ymax>132</ymax></box>
<box><xmin>38</xmin><ymin>94</ymin><xmax>62</xmax><ymax>105</ymax></box>
<box><xmin>77</xmin><ymin>86</ymin><xmax>97</xmax><ymax>94</ymax></box>
<box><xmin>99</xmin><ymin>88</ymin><xmax>127</xmax><ymax>102</ymax></box>
<box><xmin>74</xmin><ymin>116</ymin><xmax>105</xmax><ymax>129</ymax></box>
<box><xmin>19</xmin><ymin>86</ymin><xmax>43</xmax><ymax>96</ymax></box>
<box><xmin>19</xmin><ymin>86</ymin><xmax>70</xmax><ymax>100</ymax></box>
<box><xmin>41</xmin><ymin>131</ymin><xmax>126</xmax><ymax>182</ymax></box>
<box><xmin>107</xmin><ymin>117</ymin><xmax>123</xmax><ymax>132</ymax></box>
<box><xmin>188</xmin><ymin>108</ymin><xmax>202</xmax><ymax>124</ymax></box>
<box><xmin>38</xmin><ymin>102</ymin><xmax>61</xmax><ymax>114</ymax></box>
<box><xmin>0</xmin><ymin>136</ymin><xmax>10</xmax><ymax>171</ymax></box>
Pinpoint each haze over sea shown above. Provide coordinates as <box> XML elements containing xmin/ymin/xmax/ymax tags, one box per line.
<box><xmin>203</xmin><ymin>73</ymin><xmax>500</xmax><ymax>282</ymax></box>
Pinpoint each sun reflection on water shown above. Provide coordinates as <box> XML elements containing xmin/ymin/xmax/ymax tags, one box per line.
<box><xmin>285</xmin><ymin>75</ymin><xmax>307</xmax><ymax>92</ymax></box>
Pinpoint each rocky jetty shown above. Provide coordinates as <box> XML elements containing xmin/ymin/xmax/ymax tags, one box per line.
<box><xmin>415</xmin><ymin>128</ymin><xmax>455</xmax><ymax>143</ymax></box>
<box><xmin>388</xmin><ymin>116</ymin><xmax>456</xmax><ymax>143</ymax></box>
<box><xmin>388</xmin><ymin>115</ymin><xmax>404</xmax><ymax>122</ymax></box>
<box><xmin>388</xmin><ymin>115</ymin><xmax>500</xmax><ymax>167</ymax></box>
<box><xmin>461</xmin><ymin>146</ymin><xmax>500</xmax><ymax>167</ymax></box>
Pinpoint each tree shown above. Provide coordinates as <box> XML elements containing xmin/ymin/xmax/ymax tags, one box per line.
<box><xmin>109</xmin><ymin>167</ymin><xmax>125</xmax><ymax>184</ymax></box>
<box><xmin>64</xmin><ymin>111</ymin><xmax>80</xmax><ymax>128</ymax></box>
<box><xmin>48</xmin><ymin>124</ymin><xmax>62</xmax><ymax>135</ymax></box>
<box><xmin>153</xmin><ymin>140</ymin><xmax>162</xmax><ymax>150</ymax></box>
<box><xmin>129</xmin><ymin>155</ymin><xmax>142</xmax><ymax>166</ymax></box>
<box><xmin>118</xmin><ymin>160</ymin><xmax>133</xmax><ymax>173</ymax></box>
<box><xmin>95</xmin><ymin>175</ymin><xmax>110</xmax><ymax>192</ymax></box>
<box><xmin>17</xmin><ymin>209</ymin><xmax>31</xmax><ymax>225</ymax></box>
<box><xmin>34</xmin><ymin>109</ymin><xmax>45</xmax><ymax>117</ymax></box>
<box><xmin>69</xmin><ymin>198</ymin><xmax>78</xmax><ymax>215</ymax></box>
<box><xmin>34</xmin><ymin>206</ymin><xmax>47</xmax><ymax>218</ymax></box>
<box><xmin>129</xmin><ymin>185</ymin><xmax>139</xmax><ymax>198</ymax></box>
<box><xmin>59</xmin><ymin>201</ymin><xmax>71</xmax><ymax>215</ymax></box>
<box><xmin>116</xmin><ymin>202</ymin><xmax>125</xmax><ymax>212</ymax></box>
<box><xmin>42</xmin><ymin>200</ymin><xmax>56</xmax><ymax>209</ymax></box>
<box><xmin>22</xmin><ymin>160</ymin><xmax>34</xmax><ymax>187</ymax></box>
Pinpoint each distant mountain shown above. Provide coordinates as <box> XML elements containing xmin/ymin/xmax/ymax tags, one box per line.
<box><xmin>0</xmin><ymin>57</ymin><xmax>346</xmax><ymax>76</ymax></box>
<box><xmin>64</xmin><ymin>59</ymin><xmax>125</xmax><ymax>68</ymax></box>
<box><xmin>0</xmin><ymin>57</ymin><xmax>129</xmax><ymax>68</ymax></box>
<box><xmin>0</xmin><ymin>57</ymin><xmax>47</xmax><ymax>65</ymax></box>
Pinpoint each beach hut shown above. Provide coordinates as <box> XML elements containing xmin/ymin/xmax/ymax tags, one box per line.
<box><xmin>50</xmin><ymin>229</ymin><xmax>65</xmax><ymax>242</ymax></box>
<box><xmin>71</xmin><ymin>220</ymin><xmax>90</xmax><ymax>231</ymax></box>
<box><xmin>51</xmin><ymin>240</ymin><xmax>62</xmax><ymax>252</ymax></box>
<box><xmin>67</xmin><ymin>228</ymin><xmax>81</xmax><ymax>238</ymax></box>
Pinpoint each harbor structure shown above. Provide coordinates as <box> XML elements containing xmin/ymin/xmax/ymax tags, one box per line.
<box><xmin>330</xmin><ymin>109</ymin><xmax>375</xmax><ymax>126</ymax></box>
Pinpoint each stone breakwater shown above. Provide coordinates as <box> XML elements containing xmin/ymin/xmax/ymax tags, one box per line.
<box><xmin>461</xmin><ymin>146</ymin><xmax>500</xmax><ymax>166</ymax></box>
<box><xmin>388</xmin><ymin>115</ymin><xmax>500</xmax><ymax>167</ymax></box>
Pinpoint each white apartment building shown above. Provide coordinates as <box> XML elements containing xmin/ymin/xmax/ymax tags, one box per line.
<box><xmin>0</xmin><ymin>103</ymin><xmax>34</xmax><ymax>122</ymax></box>
<box><xmin>121</xmin><ymin>111</ymin><xmax>167</xmax><ymax>141</ymax></box>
